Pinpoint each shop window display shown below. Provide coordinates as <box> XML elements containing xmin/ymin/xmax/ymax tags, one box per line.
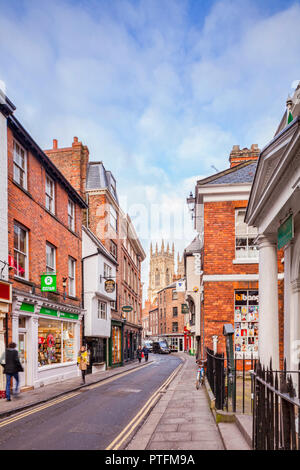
<box><xmin>234</xmin><ymin>290</ymin><xmax>259</xmax><ymax>359</ymax></box>
<box><xmin>38</xmin><ymin>318</ymin><xmax>75</xmax><ymax>367</ymax></box>
<box><xmin>112</xmin><ymin>326</ymin><xmax>121</xmax><ymax>364</ymax></box>
<box><xmin>63</xmin><ymin>322</ymin><xmax>75</xmax><ymax>363</ymax></box>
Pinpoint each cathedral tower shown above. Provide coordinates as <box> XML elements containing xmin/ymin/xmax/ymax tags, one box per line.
<box><xmin>147</xmin><ymin>240</ymin><xmax>175</xmax><ymax>304</ymax></box>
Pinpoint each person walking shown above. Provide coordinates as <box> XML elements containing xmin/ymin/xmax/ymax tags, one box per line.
<box><xmin>0</xmin><ymin>342</ymin><xmax>23</xmax><ymax>402</ymax></box>
<box><xmin>77</xmin><ymin>345</ymin><xmax>88</xmax><ymax>384</ymax></box>
<box><xmin>142</xmin><ymin>345</ymin><xmax>149</xmax><ymax>362</ymax></box>
<box><xmin>137</xmin><ymin>345</ymin><xmax>143</xmax><ymax>363</ymax></box>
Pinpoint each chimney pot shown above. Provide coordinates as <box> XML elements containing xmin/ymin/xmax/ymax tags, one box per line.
<box><xmin>74</xmin><ymin>136</ymin><xmax>78</xmax><ymax>143</ymax></box>
<box><xmin>53</xmin><ymin>139</ymin><xmax>58</xmax><ymax>150</ymax></box>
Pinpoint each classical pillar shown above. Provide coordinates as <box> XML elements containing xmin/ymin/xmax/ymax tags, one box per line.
<box><xmin>257</xmin><ymin>234</ymin><xmax>279</xmax><ymax>370</ymax></box>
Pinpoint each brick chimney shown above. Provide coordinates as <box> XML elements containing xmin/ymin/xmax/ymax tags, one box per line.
<box><xmin>229</xmin><ymin>144</ymin><xmax>260</xmax><ymax>168</ymax></box>
<box><xmin>44</xmin><ymin>137</ymin><xmax>89</xmax><ymax>199</ymax></box>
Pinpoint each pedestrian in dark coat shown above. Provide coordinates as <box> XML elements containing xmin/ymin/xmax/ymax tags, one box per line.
<box><xmin>137</xmin><ymin>345</ymin><xmax>142</xmax><ymax>363</ymax></box>
<box><xmin>0</xmin><ymin>342</ymin><xmax>23</xmax><ymax>401</ymax></box>
<box><xmin>142</xmin><ymin>346</ymin><xmax>149</xmax><ymax>362</ymax></box>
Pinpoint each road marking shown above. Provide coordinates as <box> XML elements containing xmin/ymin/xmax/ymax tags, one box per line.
<box><xmin>0</xmin><ymin>392</ymin><xmax>80</xmax><ymax>428</ymax></box>
<box><xmin>0</xmin><ymin>361</ymin><xmax>154</xmax><ymax>428</ymax></box>
<box><xmin>105</xmin><ymin>362</ymin><xmax>183</xmax><ymax>450</ymax></box>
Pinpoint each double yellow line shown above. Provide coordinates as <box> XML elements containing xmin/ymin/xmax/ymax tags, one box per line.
<box><xmin>105</xmin><ymin>362</ymin><xmax>183</xmax><ymax>450</ymax></box>
<box><xmin>0</xmin><ymin>361</ymin><xmax>153</xmax><ymax>428</ymax></box>
<box><xmin>0</xmin><ymin>392</ymin><xmax>80</xmax><ymax>429</ymax></box>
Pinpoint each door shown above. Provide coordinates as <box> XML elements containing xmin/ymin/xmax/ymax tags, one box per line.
<box><xmin>18</xmin><ymin>332</ymin><xmax>27</xmax><ymax>388</ymax></box>
<box><xmin>179</xmin><ymin>338</ymin><xmax>183</xmax><ymax>352</ymax></box>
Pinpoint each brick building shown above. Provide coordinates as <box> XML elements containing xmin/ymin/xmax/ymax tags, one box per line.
<box><xmin>118</xmin><ymin>209</ymin><xmax>146</xmax><ymax>363</ymax></box>
<box><xmin>156</xmin><ymin>281</ymin><xmax>187</xmax><ymax>352</ymax></box>
<box><xmin>45</xmin><ymin>139</ymin><xmax>145</xmax><ymax>368</ymax></box>
<box><xmin>0</xmin><ymin>94</ymin><xmax>87</xmax><ymax>394</ymax></box>
<box><xmin>188</xmin><ymin>145</ymin><xmax>284</xmax><ymax>361</ymax></box>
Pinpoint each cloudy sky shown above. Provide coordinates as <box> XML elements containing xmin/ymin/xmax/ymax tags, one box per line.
<box><xmin>1</xmin><ymin>0</ymin><xmax>300</xmax><ymax>298</ymax></box>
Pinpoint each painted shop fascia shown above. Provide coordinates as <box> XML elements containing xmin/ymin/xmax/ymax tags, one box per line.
<box><xmin>13</xmin><ymin>289</ymin><xmax>84</xmax><ymax>388</ymax></box>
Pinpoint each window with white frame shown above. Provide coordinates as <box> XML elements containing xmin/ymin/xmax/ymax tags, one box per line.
<box><xmin>13</xmin><ymin>222</ymin><xmax>28</xmax><ymax>279</ymax></box>
<box><xmin>45</xmin><ymin>174</ymin><xmax>55</xmax><ymax>214</ymax></box>
<box><xmin>13</xmin><ymin>140</ymin><xmax>27</xmax><ymax>189</ymax></box>
<box><xmin>110</xmin><ymin>240</ymin><xmax>117</xmax><ymax>259</ymax></box>
<box><xmin>172</xmin><ymin>289</ymin><xmax>178</xmax><ymax>300</ymax></box>
<box><xmin>46</xmin><ymin>243</ymin><xmax>56</xmax><ymax>273</ymax></box>
<box><xmin>68</xmin><ymin>199</ymin><xmax>75</xmax><ymax>231</ymax></box>
<box><xmin>98</xmin><ymin>301</ymin><xmax>107</xmax><ymax>320</ymax></box>
<box><xmin>104</xmin><ymin>263</ymin><xmax>112</xmax><ymax>279</ymax></box>
<box><xmin>68</xmin><ymin>257</ymin><xmax>76</xmax><ymax>297</ymax></box>
<box><xmin>110</xmin><ymin>204</ymin><xmax>118</xmax><ymax>232</ymax></box>
<box><xmin>235</xmin><ymin>209</ymin><xmax>258</xmax><ymax>259</ymax></box>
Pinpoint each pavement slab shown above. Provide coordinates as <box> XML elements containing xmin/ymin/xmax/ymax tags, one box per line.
<box><xmin>126</xmin><ymin>353</ymin><xmax>224</xmax><ymax>451</ymax></box>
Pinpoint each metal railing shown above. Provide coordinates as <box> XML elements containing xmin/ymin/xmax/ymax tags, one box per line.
<box><xmin>205</xmin><ymin>347</ymin><xmax>255</xmax><ymax>414</ymax></box>
<box><xmin>206</xmin><ymin>347</ymin><xmax>225</xmax><ymax>410</ymax></box>
<box><xmin>252</xmin><ymin>360</ymin><xmax>300</xmax><ymax>450</ymax></box>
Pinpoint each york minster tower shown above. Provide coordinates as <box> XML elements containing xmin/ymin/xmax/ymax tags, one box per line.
<box><xmin>147</xmin><ymin>240</ymin><xmax>184</xmax><ymax>304</ymax></box>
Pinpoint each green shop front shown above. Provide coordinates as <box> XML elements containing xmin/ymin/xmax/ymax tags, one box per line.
<box><xmin>12</xmin><ymin>291</ymin><xmax>84</xmax><ymax>389</ymax></box>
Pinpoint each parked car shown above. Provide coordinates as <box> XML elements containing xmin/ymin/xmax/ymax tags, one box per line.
<box><xmin>152</xmin><ymin>341</ymin><xmax>171</xmax><ymax>354</ymax></box>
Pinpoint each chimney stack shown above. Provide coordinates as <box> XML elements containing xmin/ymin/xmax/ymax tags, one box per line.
<box><xmin>229</xmin><ymin>144</ymin><xmax>260</xmax><ymax>168</ymax></box>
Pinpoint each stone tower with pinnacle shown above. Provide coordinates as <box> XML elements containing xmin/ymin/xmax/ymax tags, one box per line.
<box><xmin>147</xmin><ymin>240</ymin><xmax>176</xmax><ymax>304</ymax></box>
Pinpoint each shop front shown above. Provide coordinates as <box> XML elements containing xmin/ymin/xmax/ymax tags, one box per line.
<box><xmin>85</xmin><ymin>337</ymin><xmax>107</xmax><ymax>373</ymax></box>
<box><xmin>0</xmin><ymin>280</ymin><xmax>12</xmax><ymax>397</ymax></box>
<box><xmin>109</xmin><ymin>320</ymin><xmax>123</xmax><ymax>367</ymax></box>
<box><xmin>123</xmin><ymin>326</ymin><xmax>140</xmax><ymax>362</ymax></box>
<box><xmin>12</xmin><ymin>292</ymin><xmax>83</xmax><ymax>389</ymax></box>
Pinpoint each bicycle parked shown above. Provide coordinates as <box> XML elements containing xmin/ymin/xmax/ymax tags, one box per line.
<box><xmin>196</xmin><ymin>360</ymin><xmax>206</xmax><ymax>389</ymax></box>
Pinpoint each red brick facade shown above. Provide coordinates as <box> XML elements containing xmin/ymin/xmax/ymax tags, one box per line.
<box><xmin>201</xmin><ymin>172</ymin><xmax>284</xmax><ymax>366</ymax></box>
<box><xmin>157</xmin><ymin>286</ymin><xmax>185</xmax><ymax>335</ymax></box>
<box><xmin>6</xmin><ymin>124</ymin><xmax>86</xmax><ymax>344</ymax></box>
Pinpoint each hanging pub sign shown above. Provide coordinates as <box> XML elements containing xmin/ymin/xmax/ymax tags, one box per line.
<box><xmin>181</xmin><ymin>303</ymin><xmax>189</xmax><ymax>314</ymax></box>
<box><xmin>41</xmin><ymin>274</ymin><xmax>57</xmax><ymax>292</ymax></box>
<box><xmin>122</xmin><ymin>305</ymin><xmax>133</xmax><ymax>313</ymax></box>
<box><xmin>278</xmin><ymin>214</ymin><xmax>293</xmax><ymax>249</ymax></box>
<box><xmin>104</xmin><ymin>279</ymin><xmax>115</xmax><ymax>293</ymax></box>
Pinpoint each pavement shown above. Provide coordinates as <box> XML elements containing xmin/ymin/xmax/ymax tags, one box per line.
<box><xmin>126</xmin><ymin>353</ymin><xmax>225</xmax><ymax>450</ymax></box>
<box><xmin>0</xmin><ymin>358</ymin><xmax>154</xmax><ymax>419</ymax></box>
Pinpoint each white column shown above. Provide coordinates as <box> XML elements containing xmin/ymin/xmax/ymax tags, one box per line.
<box><xmin>290</xmin><ymin>280</ymin><xmax>300</xmax><ymax>371</ymax></box>
<box><xmin>257</xmin><ymin>234</ymin><xmax>279</xmax><ymax>370</ymax></box>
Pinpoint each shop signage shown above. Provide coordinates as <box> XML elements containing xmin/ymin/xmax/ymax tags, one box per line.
<box><xmin>235</xmin><ymin>292</ymin><xmax>259</xmax><ymax>303</ymax></box>
<box><xmin>122</xmin><ymin>305</ymin><xmax>133</xmax><ymax>312</ymax></box>
<box><xmin>181</xmin><ymin>303</ymin><xmax>189</xmax><ymax>314</ymax></box>
<box><xmin>278</xmin><ymin>214</ymin><xmax>294</xmax><ymax>249</ymax></box>
<box><xmin>104</xmin><ymin>279</ymin><xmax>115</xmax><ymax>293</ymax></box>
<box><xmin>176</xmin><ymin>280</ymin><xmax>185</xmax><ymax>292</ymax></box>
<box><xmin>41</xmin><ymin>274</ymin><xmax>57</xmax><ymax>292</ymax></box>
<box><xmin>0</xmin><ymin>280</ymin><xmax>12</xmax><ymax>303</ymax></box>
<box><xmin>39</xmin><ymin>307</ymin><xmax>79</xmax><ymax>320</ymax></box>
<box><xmin>20</xmin><ymin>302</ymin><xmax>35</xmax><ymax>313</ymax></box>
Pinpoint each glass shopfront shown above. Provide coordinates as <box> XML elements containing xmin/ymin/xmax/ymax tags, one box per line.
<box><xmin>112</xmin><ymin>325</ymin><xmax>122</xmax><ymax>365</ymax></box>
<box><xmin>234</xmin><ymin>290</ymin><xmax>259</xmax><ymax>359</ymax></box>
<box><xmin>38</xmin><ymin>318</ymin><xmax>75</xmax><ymax>367</ymax></box>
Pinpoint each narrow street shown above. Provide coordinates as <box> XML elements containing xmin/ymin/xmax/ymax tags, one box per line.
<box><xmin>0</xmin><ymin>354</ymin><xmax>181</xmax><ymax>450</ymax></box>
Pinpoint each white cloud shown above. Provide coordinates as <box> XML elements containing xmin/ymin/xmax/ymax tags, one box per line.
<box><xmin>1</xmin><ymin>0</ymin><xmax>300</xmax><ymax>305</ymax></box>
